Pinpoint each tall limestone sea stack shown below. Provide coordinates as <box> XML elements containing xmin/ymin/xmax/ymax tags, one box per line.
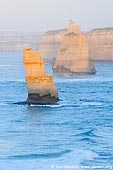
<box><xmin>24</xmin><ymin>48</ymin><xmax>58</xmax><ymax>104</ymax></box>
<box><xmin>53</xmin><ymin>20</ymin><xmax>96</xmax><ymax>74</ymax></box>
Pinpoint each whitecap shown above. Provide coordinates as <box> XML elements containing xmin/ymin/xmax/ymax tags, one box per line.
<box><xmin>60</xmin><ymin>149</ymin><xmax>99</xmax><ymax>168</ymax></box>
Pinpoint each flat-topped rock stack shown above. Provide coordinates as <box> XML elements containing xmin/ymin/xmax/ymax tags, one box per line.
<box><xmin>24</xmin><ymin>48</ymin><xmax>58</xmax><ymax>104</ymax></box>
<box><xmin>53</xmin><ymin>20</ymin><xmax>96</xmax><ymax>74</ymax></box>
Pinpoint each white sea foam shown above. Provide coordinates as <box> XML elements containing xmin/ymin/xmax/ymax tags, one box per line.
<box><xmin>30</xmin><ymin>104</ymin><xmax>64</xmax><ymax>108</ymax></box>
<box><xmin>73</xmin><ymin>149</ymin><xmax>99</xmax><ymax>161</ymax></box>
<box><xmin>80</xmin><ymin>102</ymin><xmax>103</xmax><ymax>106</ymax></box>
<box><xmin>54</xmin><ymin>149</ymin><xmax>99</xmax><ymax>170</ymax></box>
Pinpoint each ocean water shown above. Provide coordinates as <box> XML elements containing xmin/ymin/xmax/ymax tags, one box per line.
<box><xmin>0</xmin><ymin>52</ymin><xmax>113</xmax><ymax>170</ymax></box>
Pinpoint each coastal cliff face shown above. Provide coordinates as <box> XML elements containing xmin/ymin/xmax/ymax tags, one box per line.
<box><xmin>39</xmin><ymin>29</ymin><xmax>66</xmax><ymax>64</ymax></box>
<box><xmin>86</xmin><ymin>28</ymin><xmax>113</xmax><ymax>60</ymax></box>
<box><xmin>53</xmin><ymin>21</ymin><xmax>96</xmax><ymax>74</ymax></box>
<box><xmin>38</xmin><ymin>28</ymin><xmax>113</xmax><ymax>63</ymax></box>
<box><xmin>0</xmin><ymin>32</ymin><xmax>43</xmax><ymax>51</ymax></box>
<box><xmin>24</xmin><ymin>48</ymin><xmax>58</xmax><ymax>104</ymax></box>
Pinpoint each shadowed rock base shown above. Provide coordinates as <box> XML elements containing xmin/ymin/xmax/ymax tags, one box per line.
<box><xmin>53</xmin><ymin>66</ymin><xmax>96</xmax><ymax>75</ymax></box>
<box><xmin>26</xmin><ymin>93</ymin><xmax>59</xmax><ymax>104</ymax></box>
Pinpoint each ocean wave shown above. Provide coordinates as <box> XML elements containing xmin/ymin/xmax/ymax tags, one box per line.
<box><xmin>75</xmin><ymin>129</ymin><xmax>96</xmax><ymax>137</ymax></box>
<box><xmin>8</xmin><ymin>150</ymin><xmax>72</xmax><ymax>160</ymax></box>
<box><xmin>0</xmin><ymin>100</ymin><xmax>103</xmax><ymax>108</ymax></box>
<box><xmin>22</xmin><ymin>101</ymin><xmax>102</xmax><ymax>108</ymax></box>
<box><xmin>79</xmin><ymin>137</ymin><xmax>96</xmax><ymax>143</ymax></box>
<box><xmin>29</xmin><ymin>103</ymin><xmax>81</xmax><ymax>108</ymax></box>
<box><xmin>0</xmin><ymin>150</ymin><xmax>99</xmax><ymax>170</ymax></box>
<box><xmin>50</xmin><ymin>149</ymin><xmax>99</xmax><ymax>165</ymax></box>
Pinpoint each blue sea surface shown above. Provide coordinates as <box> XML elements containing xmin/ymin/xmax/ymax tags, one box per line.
<box><xmin>0</xmin><ymin>52</ymin><xmax>113</xmax><ymax>170</ymax></box>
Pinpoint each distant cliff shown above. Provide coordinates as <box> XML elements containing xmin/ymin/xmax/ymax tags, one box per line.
<box><xmin>39</xmin><ymin>27</ymin><xmax>113</xmax><ymax>63</ymax></box>
<box><xmin>86</xmin><ymin>28</ymin><xmax>113</xmax><ymax>61</ymax></box>
<box><xmin>0</xmin><ymin>32</ymin><xmax>43</xmax><ymax>51</ymax></box>
<box><xmin>39</xmin><ymin>29</ymin><xmax>66</xmax><ymax>63</ymax></box>
<box><xmin>1</xmin><ymin>28</ymin><xmax>113</xmax><ymax>62</ymax></box>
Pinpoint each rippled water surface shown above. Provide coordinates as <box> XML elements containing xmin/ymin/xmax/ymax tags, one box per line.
<box><xmin>0</xmin><ymin>52</ymin><xmax>113</xmax><ymax>169</ymax></box>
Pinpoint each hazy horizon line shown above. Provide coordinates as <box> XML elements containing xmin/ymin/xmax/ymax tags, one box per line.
<box><xmin>0</xmin><ymin>25</ymin><xmax>113</xmax><ymax>34</ymax></box>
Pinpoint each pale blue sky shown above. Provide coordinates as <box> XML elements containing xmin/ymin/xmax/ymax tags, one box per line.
<box><xmin>0</xmin><ymin>0</ymin><xmax>113</xmax><ymax>32</ymax></box>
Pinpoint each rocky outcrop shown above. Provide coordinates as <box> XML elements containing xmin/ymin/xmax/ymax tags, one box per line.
<box><xmin>53</xmin><ymin>21</ymin><xmax>96</xmax><ymax>74</ymax></box>
<box><xmin>38</xmin><ymin>27</ymin><xmax>113</xmax><ymax>63</ymax></box>
<box><xmin>24</xmin><ymin>48</ymin><xmax>58</xmax><ymax>104</ymax></box>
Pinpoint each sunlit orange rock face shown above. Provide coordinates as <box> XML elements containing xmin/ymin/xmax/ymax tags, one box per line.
<box><xmin>53</xmin><ymin>21</ymin><xmax>96</xmax><ymax>74</ymax></box>
<box><xmin>24</xmin><ymin>48</ymin><xmax>58</xmax><ymax>104</ymax></box>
